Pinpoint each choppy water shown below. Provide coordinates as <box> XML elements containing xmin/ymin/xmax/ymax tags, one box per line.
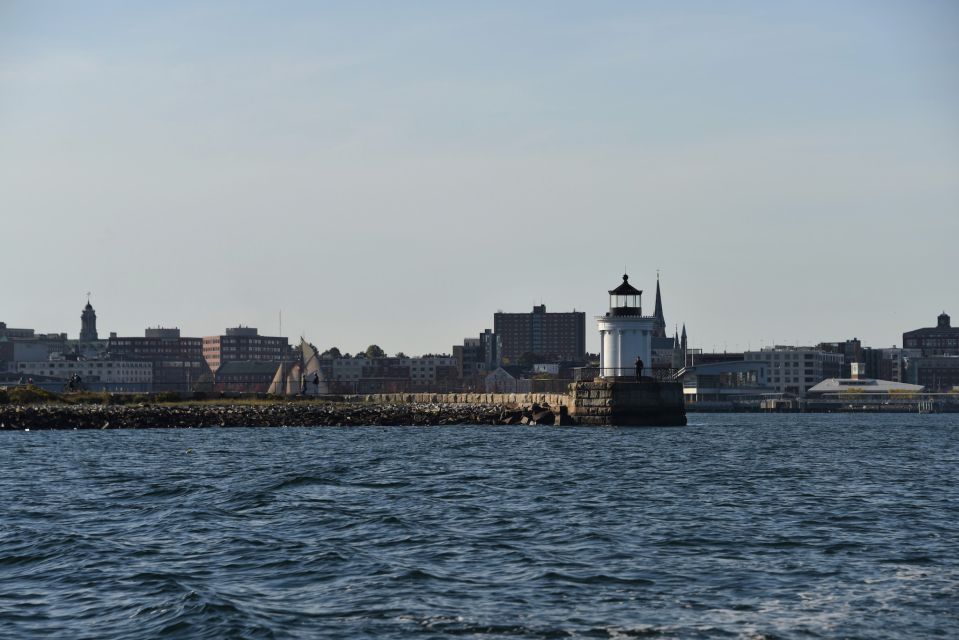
<box><xmin>1</xmin><ymin>414</ymin><xmax>957</xmax><ymax>639</ymax></box>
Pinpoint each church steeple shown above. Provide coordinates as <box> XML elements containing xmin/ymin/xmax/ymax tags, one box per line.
<box><xmin>653</xmin><ymin>272</ymin><xmax>666</xmax><ymax>338</ymax></box>
<box><xmin>80</xmin><ymin>294</ymin><xmax>98</xmax><ymax>342</ymax></box>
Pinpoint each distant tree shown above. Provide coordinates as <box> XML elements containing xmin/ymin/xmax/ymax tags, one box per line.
<box><xmin>395</xmin><ymin>352</ymin><xmax>407</xmax><ymax>358</ymax></box>
<box><xmin>365</xmin><ymin>344</ymin><xmax>386</xmax><ymax>359</ymax></box>
<box><xmin>320</xmin><ymin>347</ymin><xmax>342</xmax><ymax>359</ymax></box>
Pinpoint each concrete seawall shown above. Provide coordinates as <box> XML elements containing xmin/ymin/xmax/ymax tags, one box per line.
<box><xmin>346</xmin><ymin>383</ymin><xmax>686</xmax><ymax>426</ymax></box>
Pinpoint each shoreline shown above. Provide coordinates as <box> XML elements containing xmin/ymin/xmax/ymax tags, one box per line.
<box><xmin>1</xmin><ymin>400</ymin><xmax>954</xmax><ymax>431</ymax></box>
<box><xmin>0</xmin><ymin>401</ymin><xmax>572</xmax><ymax>430</ymax></box>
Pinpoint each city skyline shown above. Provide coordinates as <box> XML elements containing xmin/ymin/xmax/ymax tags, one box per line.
<box><xmin>3</xmin><ymin>293</ymin><xmax>951</xmax><ymax>359</ymax></box>
<box><xmin>2</xmin><ymin>2</ymin><xmax>957</xmax><ymax>355</ymax></box>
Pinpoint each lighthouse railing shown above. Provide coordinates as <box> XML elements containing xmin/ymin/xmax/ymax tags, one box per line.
<box><xmin>572</xmin><ymin>367</ymin><xmax>681</xmax><ymax>382</ymax></box>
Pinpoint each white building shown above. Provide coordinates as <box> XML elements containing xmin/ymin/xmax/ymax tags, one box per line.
<box><xmin>598</xmin><ymin>274</ymin><xmax>659</xmax><ymax>378</ymax></box>
<box><xmin>16</xmin><ymin>359</ymin><xmax>153</xmax><ymax>390</ymax></box>
<box><xmin>807</xmin><ymin>378</ymin><xmax>925</xmax><ymax>397</ymax></box>
<box><xmin>743</xmin><ymin>346</ymin><xmax>844</xmax><ymax>398</ymax></box>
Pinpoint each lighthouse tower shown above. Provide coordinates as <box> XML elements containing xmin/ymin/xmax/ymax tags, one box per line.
<box><xmin>598</xmin><ymin>274</ymin><xmax>659</xmax><ymax>378</ymax></box>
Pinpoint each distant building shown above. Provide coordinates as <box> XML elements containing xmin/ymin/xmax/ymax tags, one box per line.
<box><xmin>743</xmin><ymin>346</ymin><xmax>843</xmax><ymax>398</ymax></box>
<box><xmin>903</xmin><ymin>312</ymin><xmax>959</xmax><ymax>356</ymax></box>
<box><xmin>684</xmin><ymin>350</ymin><xmax>744</xmax><ymax>368</ymax></box>
<box><xmin>15</xmin><ymin>359</ymin><xmax>152</xmax><ymax>392</ymax></box>
<box><xmin>646</xmin><ymin>276</ymin><xmax>684</xmax><ymax>369</ymax></box>
<box><xmin>652</xmin><ymin>274</ymin><xmax>667</xmax><ymax>339</ymax></box>
<box><xmin>108</xmin><ymin>328</ymin><xmax>207</xmax><ymax>392</ymax></box>
<box><xmin>410</xmin><ymin>355</ymin><xmax>458</xmax><ymax>388</ymax></box>
<box><xmin>331</xmin><ymin>356</ymin><xmax>369</xmax><ymax>384</ymax></box>
<box><xmin>213</xmin><ymin>361</ymin><xmax>284</xmax><ymax>393</ymax></box>
<box><xmin>452</xmin><ymin>329</ymin><xmax>500</xmax><ymax>382</ymax></box>
<box><xmin>202</xmin><ymin>326</ymin><xmax>292</xmax><ymax>372</ymax></box>
<box><xmin>485</xmin><ymin>366</ymin><xmax>531</xmax><ymax>393</ymax></box>
<box><xmin>0</xmin><ymin>324</ymin><xmax>69</xmax><ymax>363</ymax></box>
<box><xmin>323</xmin><ymin>354</ymin><xmax>457</xmax><ymax>393</ymax></box>
<box><xmin>818</xmin><ymin>341</ymin><xmax>917</xmax><ymax>383</ymax></box>
<box><xmin>533</xmin><ymin>363</ymin><xmax>560</xmax><ymax>375</ymax></box>
<box><xmin>0</xmin><ymin>322</ymin><xmax>36</xmax><ymax>340</ymax></box>
<box><xmin>807</xmin><ymin>378</ymin><xmax>925</xmax><ymax>398</ymax></box>
<box><xmin>818</xmin><ymin>338</ymin><xmax>864</xmax><ymax>378</ymax></box>
<box><xmin>905</xmin><ymin>356</ymin><xmax>959</xmax><ymax>392</ymax></box>
<box><xmin>679</xmin><ymin>360</ymin><xmax>772</xmax><ymax>403</ymax></box>
<box><xmin>80</xmin><ymin>298</ymin><xmax>98</xmax><ymax>342</ymax></box>
<box><xmin>862</xmin><ymin>347</ymin><xmax>915</xmax><ymax>383</ymax></box>
<box><xmin>494</xmin><ymin>305</ymin><xmax>585</xmax><ymax>363</ymax></box>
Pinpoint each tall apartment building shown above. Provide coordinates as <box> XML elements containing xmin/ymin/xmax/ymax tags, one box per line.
<box><xmin>493</xmin><ymin>305</ymin><xmax>586</xmax><ymax>363</ymax></box>
<box><xmin>743</xmin><ymin>346</ymin><xmax>843</xmax><ymax>398</ymax></box>
<box><xmin>108</xmin><ymin>328</ymin><xmax>207</xmax><ymax>391</ymax></box>
<box><xmin>202</xmin><ymin>327</ymin><xmax>292</xmax><ymax>372</ymax></box>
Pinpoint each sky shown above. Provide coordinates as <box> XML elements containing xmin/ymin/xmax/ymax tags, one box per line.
<box><xmin>2</xmin><ymin>1</ymin><xmax>957</xmax><ymax>356</ymax></box>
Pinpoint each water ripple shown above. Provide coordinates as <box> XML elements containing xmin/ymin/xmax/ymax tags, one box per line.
<box><xmin>1</xmin><ymin>414</ymin><xmax>957</xmax><ymax>638</ymax></box>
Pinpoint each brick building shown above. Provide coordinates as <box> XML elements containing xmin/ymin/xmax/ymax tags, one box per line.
<box><xmin>493</xmin><ymin>305</ymin><xmax>586</xmax><ymax>363</ymax></box>
<box><xmin>108</xmin><ymin>328</ymin><xmax>207</xmax><ymax>392</ymax></box>
<box><xmin>903</xmin><ymin>312</ymin><xmax>959</xmax><ymax>356</ymax></box>
<box><xmin>203</xmin><ymin>327</ymin><xmax>292</xmax><ymax>372</ymax></box>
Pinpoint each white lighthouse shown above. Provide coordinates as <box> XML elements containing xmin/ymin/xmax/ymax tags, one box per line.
<box><xmin>598</xmin><ymin>274</ymin><xmax>659</xmax><ymax>378</ymax></box>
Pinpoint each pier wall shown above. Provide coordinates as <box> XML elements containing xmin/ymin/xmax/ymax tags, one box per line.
<box><xmin>345</xmin><ymin>382</ymin><xmax>687</xmax><ymax>426</ymax></box>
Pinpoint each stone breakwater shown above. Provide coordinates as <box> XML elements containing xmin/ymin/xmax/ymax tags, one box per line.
<box><xmin>0</xmin><ymin>402</ymin><xmax>573</xmax><ymax>430</ymax></box>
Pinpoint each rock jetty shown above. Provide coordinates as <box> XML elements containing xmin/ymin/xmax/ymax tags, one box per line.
<box><xmin>0</xmin><ymin>401</ymin><xmax>574</xmax><ymax>430</ymax></box>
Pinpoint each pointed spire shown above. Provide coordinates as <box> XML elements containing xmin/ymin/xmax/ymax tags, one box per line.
<box><xmin>654</xmin><ymin>273</ymin><xmax>664</xmax><ymax>319</ymax></box>
<box><xmin>653</xmin><ymin>272</ymin><xmax>665</xmax><ymax>341</ymax></box>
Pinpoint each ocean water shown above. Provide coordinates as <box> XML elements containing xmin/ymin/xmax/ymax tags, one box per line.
<box><xmin>1</xmin><ymin>414</ymin><xmax>957</xmax><ymax>639</ymax></box>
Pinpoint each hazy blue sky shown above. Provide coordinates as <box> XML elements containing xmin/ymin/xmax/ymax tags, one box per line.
<box><xmin>2</xmin><ymin>1</ymin><xmax>957</xmax><ymax>355</ymax></box>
